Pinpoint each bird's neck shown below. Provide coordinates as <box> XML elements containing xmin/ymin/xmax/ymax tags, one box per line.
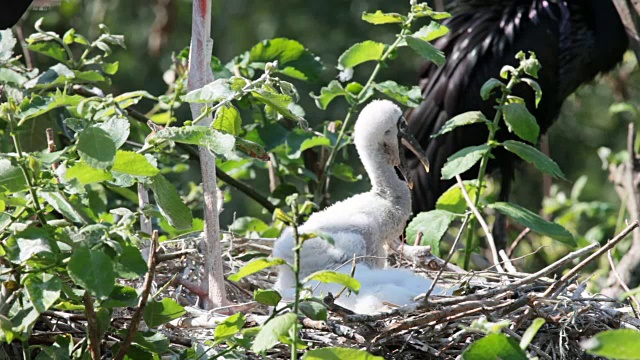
<box><xmin>360</xmin><ymin>151</ymin><xmax>410</xmax><ymax>201</ymax></box>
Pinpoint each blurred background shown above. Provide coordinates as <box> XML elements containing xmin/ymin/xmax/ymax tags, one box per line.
<box><xmin>16</xmin><ymin>0</ymin><xmax>640</xmax><ymax>263</ymax></box>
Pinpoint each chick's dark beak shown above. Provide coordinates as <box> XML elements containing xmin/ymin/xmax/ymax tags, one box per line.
<box><xmin>397</xmin><ymin>118</ymin><xmax>430</xmax><ymax>189</ymax></box>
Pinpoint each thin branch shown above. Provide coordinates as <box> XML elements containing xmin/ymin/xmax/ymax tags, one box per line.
<box><xmin>113</xmin><ymin>230</ymin><xmax>158</xmax><ymax>360</ymax></box>
<box><xmin>456</xmin><ymin>175</ymin><xmax>505</xmax><ymax>273</ymax></box>
<box><xmin>543</xmin><ymin>221</ymin><xmax>639</xmax><ymax>297</ymax></box>
<box><xmin>424</xmin><ymin>212</ymin><xmax>471</xmax><ymax>299</ymax></box>
<box><xmin>83</xmin><ymin>293</ymin><xmax>101</xmax><ymax>360</ymax></box>
<box><xmin>608</xmin><ymin>248</ymin><xmax>640</xmax><ymax>310</ymax></box>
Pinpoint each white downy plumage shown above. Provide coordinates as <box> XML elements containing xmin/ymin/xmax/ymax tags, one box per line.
<box><xmin>273</xmin><ymin>100</ymin><xmax>450</xmax><ymax>314</ymax></box>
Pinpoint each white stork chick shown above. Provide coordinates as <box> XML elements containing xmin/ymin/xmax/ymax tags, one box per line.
<box><xmin>273</xmin><ymin>100</ymin><xmax>446</xmax><ymax>314</ymax></box>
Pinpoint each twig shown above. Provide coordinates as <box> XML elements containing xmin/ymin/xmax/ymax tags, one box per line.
<box><xmin>301</xmin><ymin>318</ymin><xmax>366</xmax><ymax>344</ymax></box>
<box><xmin>508</xmin><ymin>228</ymin><xmax>531</xmax><ymax>258</ymax></box>
<box><xmin>424</xmin><ymin>212</ymin><xmax>471</xmax><ymax>299</ymax></box>
<box><xmin>155</xmin><ymin>249</ymin><xmax>196</xmax><ymax>263</ymax></box>
<box><xmin>83</xmin><ymin>293</ymin><xmax>101</xmax><ymax>360</ymax></box>
<box><xmin>113</xmin><ymin>230</ymin><xmax>158</xmax><ymax>360</ymax></box>
<box><xmin>607</xmin><ymin>248</ymin><xmax>640</xmax><ymax>310</ymax></box>
<box><xmin>543</xmin><ymin>221</ymin><xmax>639</xmax><ymax>297</ymax></box>
<box><xmin>456</xmin><ymin>175</ymin><xmax>505</xmax><ymax>273</ymax></box>
<box><xmin>334</xmin><ymin>254</ymin><xmax>357</xmax><ymax>299</ymax></box>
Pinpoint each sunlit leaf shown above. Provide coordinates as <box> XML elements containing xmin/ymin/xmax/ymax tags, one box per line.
<box><xmin>303</xmin><ymin>347</ymin><xmax>383</xmax><ymax>360</ymax></box>
<box><xmin>581</xmin><ymin>329</ymin><xmax>640</xmax><ymax>359</ymax></box>
<box><xmin>77</xmin><ymin>126</ymin><xmax>116</xmax><ymax>170</ymax></box>
<box><xmin>502</xmin><ymin>103</ymin><xmax>539</xmax><ymax>143</ymax></box>
<box><xmin>303</xmin><ymin>270</ymin><xmax>360</xmax><ymax>293</ymax></box>
<box><xmin>143</xmin><ymin>298</ymin><xmax>186</xmax><ymax>328</ymax></box>
<box><xmin>462</xmin><ymin>333</ymin><xmax>527</xmax><ymax>360</ymax></box>
<box><xmin>432</xmin><ymin>112</ymin><xmax>489</xmax><ymax>138</ymax></box>
<box><xmin>489</xmin><ymin>202</ymin><xmax>575</xmax><ymax>246</ymax></box>
<box><xmin>404</xmin><ymin>36</ymin><xmax>445</xmax><ymax>66</ymax></box>
<box><xmin>214</xmin><ymin>312</ymin><xmax>246</xmax><ymax>343</ymax></box>
<box><xmin>502</xmin><ymin>140</ymin><xmax>565</xmax><ymax>179</ymax></box>
<box><xmin>361</xmin><ymin>10</ymin><xmax>405</xmax><ymax>24</ymax></box>
<box><xmin>337</xmin><ymin>41</ymin><xmax>385</xmax><ymax>70</ymax></box>
<box><xmin>149</xmin><ymin>175</ymin><xmax>193</xmax><ymax>230</ymax></box>
<box><xmin>252</xmin><ymin>313</ymin><xmax>297</xmax><ymax>353</ymax></box>
<box><xmin>112</xmin><ymin>151</ymin><xmax>159</xmax><ymax>177</ymax></box>
<box><xmin>441</xmin><ymin>144</ymin><xmax>489</xmax><ymax>180</ymax></box>
<box><xmin>406</xmin><ymin>210</ymin><xmax>457</xmax><ymax>254</ymax></box>
<box><xmin>310</xmin><ymin>80</ymin><xmax>349</xmax><ymax>110</ymax></box>
<box><xmin>228</xmin><ymin>258</ymin><xmax>286</xmax><ymax>282</ymax></box>
<box><xmin>373</xmin><ymin>80</ymin><xmax>422</xmax><ymax>107</ymax></box>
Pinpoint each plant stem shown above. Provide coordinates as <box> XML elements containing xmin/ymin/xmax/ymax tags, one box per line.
<box><xmin>314</xmin><ymin>19</ymin><xmax>413</xmax><ymax>204</ymax></box>
<box><xmin>290</xmin><ymin>200</ymin><xmax>301</xmax><ymax>360</ymax></box>
<box><xmin>8</xmin><ymin>105</ymin><xmax>47</xmax><ymax>226</ymax></box>
<box><xmin>462</xmin><ymin>75</ymin><xmax>519</xmax><ymax>269</ymax></box>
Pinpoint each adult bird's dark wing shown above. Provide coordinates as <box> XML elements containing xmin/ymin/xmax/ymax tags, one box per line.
<box><xmin>1</xmin><ymin>0</ymin><xmax>35</xmax><ymax>29</ymax></box>
<box><xmin>407</xmin><ymin>0</ymin><xmax>628</xmax><ymax>215</ymax></box>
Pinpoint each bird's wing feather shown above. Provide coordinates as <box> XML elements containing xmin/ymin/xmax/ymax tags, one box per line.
<box><xmin>407</xmin><ymin>1</ymin><xmax>564</xmax><ymax>213</ymax></box>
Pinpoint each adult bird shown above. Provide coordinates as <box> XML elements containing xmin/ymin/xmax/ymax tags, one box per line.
<box><xmin>273</xmin><ymin>100</ymin><xmax>448</xmax><ymax>314</ymax></box>
<box><xmin>1</xmin><ymin>0</ymin><xmax>35</xmax><ymax>29</ymax></box>
<box><xmin>407</xmin><ymin>0</ymin><xmax>629</xmax><ymax>248</ymax></box>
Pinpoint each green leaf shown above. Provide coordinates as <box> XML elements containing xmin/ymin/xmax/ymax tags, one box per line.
<box><xmin>331</xmin><ymin>162</ymin><xmax>362</xmax><ymax>182</ymax></box>
<box><xmin>114</xmin><ymin>245</ymin><xmax>148</xmax><ymax>280</ymax></box>
<box><xmin>373</xmin><ymin>81</ymin><xmax>422</xmax><ymax>107</ymax></box>
<box><xmin>5</xmin><ymin>228</ymin><xmax>53</xmax><ymax>264</ymax></box>
<box><xmin>404</xmin><ymin>36</ymin><xmax>445</xmax><ymax>66</ymax></box>
<box><xmin>67</xmin><ymin>246</ymin><xmax>115</xmax><ymax>300</ymax></box>
<box><xmin>405</xmin><ymin>210</ymin><xmax>457</xmax><ymax>255</ymax></box>
<box><xmin>299</xmin><ymin>301</ymin><xmax>327</xmax><ymax>321</ymax></box>
<box><xmin>103</xmin><ymin>285</ymin><xmax>139</xmax><ymax>308</ymax></box>
<box><xmin>502</xmin><ymin>140</ymin><xmax>565</xmax><ymax>179</ymax></box>
<box><xmin>303</xmin><ymin>347</ymin><xmax>383</xmax><ymax>360</ymax></box>
<box><xmin>413</xmin><ymin>22</ymin><xmax>449</xmax><ymax>42</ymax></box>
<box><xmin>502</xmin><ymin>103</ymin><xmax>539</xmax><ymax>143</ymax></box>
<box><xmin>0</xmin><ymin>159</ymin><xmax>27</xmax><ymax>193</ymax></box>
<box><xmin>213</xmin><ymin>104</ymin><xmax>242</xmax><ymax>136</ymax></box>
<box><xmin>0</xmin><ymin>68</ymin><xmax>27</xmax><ymax>85</ymax></box>
<box><xmin>462</xmin><ymin>333</ymin><xmax>528</xmax><ymax>360</ymax></box>
<box><xmin>254</xmin><ymin>289</ymin><xmax>282</xmax><ymax>306</ymax></box>
<box><xmin>436</xmin><ymin>180</ymin><xmax>479</xmax><ymax>214</ymax></box>
<box><xmin>520</xmin><ymin>318</ymin><xmax>545</xmax><ymax>350</ymax></box>
<box><xmin>153</xmin><ymin>125</ymin><xmax>235</xmax><ymax>158</ymax></box>
<box><xmin>432</xmin><ymin>111</ymin><xmax>489</xmax><ymax>138</ymax></box>
<box><xmin>489</xmin><ymin>202</ymin><xmax>575</xmax><ymax>246</ymax></box>
<box><xmin>521</xmin><ymin>78</ymin><xmax>542</xmax><ymax>107</ymax></box>
<box><xmin>228</xmin><ymin>257</ymin><xmax>286</xmax><ymax>282</ymax></box>
<box><xmin>65</xmin><ymin>161</ymin><xmax>113</xmax><ymax>185</ymax></box>
<box><xmin>337</xmin><ymin>41</ymin><xmax>386</xmax><ymax>70</ymax></box>
<box><xmin>441</xmin><ymin>144</ymin><xmax>489</xmax><ymax>180</ymax></box>
<box><xmin>132</xmin><ymin>331</ymin><xmax>169</xmax><ymax>354</ymax></box>
<box><xmin>214</xmin><ymin>312</ymin><xmax>246</xmax><ymax>343</ymax></box>
<box><xmin>18</xmin><ymin>92</ymin><xmax>84</xmax><ymax>122</ymax></box>
<box><xmin>361</xmin><ymin>10</ymin><xmax>405</xmax><ymax>24</ymax></box>
<box><xmin>286</xmin><ymin>130</ymin><xmax>331</xmax><ymax>159</ymax></box>
<box><xmin>103</xmin><ymin>61</ymin><xmax>119</xmax><ymax>75</ymax></box>
<box><xmin>252</xmin><ymin>313</ymin><xmax>297</xmax><ymax>353</ymax></box>
<box><xmin>39</xmin><ymin>191</ymin><xmax>89</xmax><ymax>224</ymax></box>
<box><xmin>251</xmin><ymin>88</ymin><xmax>304</xmax><ymax>122</ymax></box>
<box><xmin>249</xmin><ymin>38</ymin><xmax>323</xmax><ymax>81</ymax></box>
<box><xmin>310</xmin><ymin>80</ymin><xmax>348</xmax><ymax>110</ymax></box>
<box><xmin>480</xmin><ymin>78</ymin><xmax>504</xmax><ymax>100</ymax></box>
<box><xmin>303</xmin><ymin>270</ymin><xmax>360</xmax><ymax>293</ymax></box>
<box><xmin>112</xmin><ymin>151</ymin><xmax>159</xmax><ymax>177</ymax></box>
<box><xmin>182</xmin><ymin>79</ymin><xmax>236</xmax><ymax>103</ymax></box>
<box><xmin>25</xmin><ymin>273</ymin><xmax>61</xmax><ymax>313</ymax></box>
<box><xmin>149</xmin><ymin>175</ymin><xmax>193</xmax><ymax>230</ymax></box>
<box><xmin>98</xmin><ymin>117</ymin><xmax>130</xmax><ymax>149</ymax></box>
<box><xmin>28</xmin><ymin>41</ymin><xmax>67</xmax><ymax>63</ymax></box>
<box><xmin>143</xmin><ymin>298</ymin><xmax>186</xmax><ymax>328</ymax></box>
<box><xmin>581</xmin><ymin>329</ymin><xmax>640</xmax><ymax>359</ymax></box>
<box><xmin>77</xmin><ymin>127</ymin><xmax>117</xmax><ymax>170</ymax></box>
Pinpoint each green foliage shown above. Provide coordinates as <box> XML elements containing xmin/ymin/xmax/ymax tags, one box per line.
<box><xmin>462</xmin><ymin>333</ymin><xmax>528</xmax><ymax>360</ymax></box>
<box><xmin>581</xmin><ymin>329</ymin><xmax>640</xmax><ymax>359</ymax></box>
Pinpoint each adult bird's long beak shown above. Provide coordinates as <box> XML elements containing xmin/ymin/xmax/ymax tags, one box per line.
<box><xmin>398</xmin><ymin>126</ymin><xmax>430</xmax><ymax>189</ymax></box>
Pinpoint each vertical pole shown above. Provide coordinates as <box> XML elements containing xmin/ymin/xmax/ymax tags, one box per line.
<box><xmin>188</xmin><ymin>0</ymin><xmax>227</xmax><ymax>309</ymax></box>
